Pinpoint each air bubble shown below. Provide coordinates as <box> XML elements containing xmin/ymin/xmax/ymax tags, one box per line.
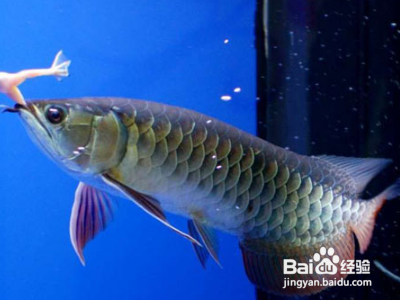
<box><xmin>220</xmin><ymin>95</ymin><xmax>232</xmax><ymax>101</ymax></box>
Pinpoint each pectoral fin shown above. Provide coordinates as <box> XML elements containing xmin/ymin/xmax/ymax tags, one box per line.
<box><xmin>188</xmin><ymin>219</ymin><xmax>220</xmax><ymax>268</ymax></box>
<box><xmin>102</xmin><ymin>174</ymin><xmax>201</xmax><ymax>246</ymax></box>
<box><xmin>70</xmin><ymin>182</ymin><xmax>115</xmax><ymax>266</ymax></box>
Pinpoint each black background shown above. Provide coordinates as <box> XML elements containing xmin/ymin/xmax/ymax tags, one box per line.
<box><xmin>256</xmin><ymin>0</ymin><xmax>400</xmax><ymax>299</ymax></box>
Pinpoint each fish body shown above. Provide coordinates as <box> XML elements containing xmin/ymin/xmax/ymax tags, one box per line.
<box><xmin>11</xmin><ymin>97</ymin><xmax>400</xmax><ymax>296</ymax></box>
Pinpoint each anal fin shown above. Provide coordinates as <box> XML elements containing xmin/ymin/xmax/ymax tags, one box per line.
<box><xmin>240</xmin><ymin>228</ymin><xmax>355</xmax><ymax>296</ymax></box>
<box><xmin>188</xmin><ymin>219</ymin><xmax>220</xmax><ymax>268</ymax></box>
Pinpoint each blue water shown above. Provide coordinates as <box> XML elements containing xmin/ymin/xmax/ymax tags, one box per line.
<box><xmin>0</xmin><ymin>1</ymin><xmax>256</xmax><ymax>299</ymax></box>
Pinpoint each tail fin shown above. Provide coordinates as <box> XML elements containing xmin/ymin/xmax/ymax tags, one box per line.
<box><xmin>352</xmin><ymin>178</ymin><xmax>400</xmax><ymax>253</ymax></box>
<box><xmin>51</xmin><ymin>50</ymin><xmax>71</xmax><ymax>81</ymax></box>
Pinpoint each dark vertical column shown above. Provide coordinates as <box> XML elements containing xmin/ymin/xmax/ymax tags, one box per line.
<box><xmin>307</xmin><ymin>0</ymin><xmax>365</xmax><ymax>157</ymax></box>
<box><xmin>256</xmin><ymin>0</ymin><xmax>400</xmax><ymax>299</ymax></box>
<box><xmin>255</xmin><ymin>0</ymin><xmax>268</xmax><ymax>141</ymax></box>
<box><xmin>360</xmin><ymin>1</ymin><xmax>400</xmax><ymax>299</ymax></box>
<box><xmin>255</xmin><ymin>0</ymin><xmax>310</xmax><ymax>299</ymax></box>
<box><xmin>306</xmin><ymin>2</ymin><xmax>400</xmax><ymax>299</ymax></box>
<box><xmin>257</xmin><ymin>0</ymin><xmax>310</xmax><ymax>155</ymax></box>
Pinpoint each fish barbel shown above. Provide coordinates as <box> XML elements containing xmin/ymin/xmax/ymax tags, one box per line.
<box><xmin>6</xmin><ymin>97</ymin><xmax>400</xmax><ymax>296</ymax></box>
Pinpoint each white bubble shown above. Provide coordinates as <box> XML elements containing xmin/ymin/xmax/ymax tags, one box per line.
<box><xmin>320</xmin><ymin>247</ymin><xmax>326</xmax><ymax>255</ymax></box>
<box><xmin>220</xmin><ymin>95</ymin><xmax>232</xmax><ymax>101</ymax></box>
<box><xmin>234</xmin><ymin>87</ymin><xmax>241</xmax><ymax>93</ymax></box>
<box><xmin>328</xmin><ymin>247</ymin><xmax>335</xmax><ymax>256</ymax></box>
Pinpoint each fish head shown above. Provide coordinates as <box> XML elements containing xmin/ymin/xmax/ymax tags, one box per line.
<box><xmin>10</xmin><ymin>99</ymin><xmax>127</xmax><ymax>175</ymax></box>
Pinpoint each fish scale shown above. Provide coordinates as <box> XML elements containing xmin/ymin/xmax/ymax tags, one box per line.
<box><xmin>103</xmin><ymin>99</ymin><xmax>358</xmax><ymax>246</ymax></box>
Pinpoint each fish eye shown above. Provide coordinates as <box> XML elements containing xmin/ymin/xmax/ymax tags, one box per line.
<box><xmin>45</xmin><ymin>105</ymin><xmax>67</xmax><ymax>124</ymax></box>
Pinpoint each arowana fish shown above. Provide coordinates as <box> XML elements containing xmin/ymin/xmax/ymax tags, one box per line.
<box><xmin>3</xmin><ymin>97</ymin><xmax>400</xmax><ymax>296</ymax></box>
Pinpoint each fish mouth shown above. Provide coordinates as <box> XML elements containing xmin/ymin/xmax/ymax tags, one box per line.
<box><xmin>2</xmin><ymin>103</ymin><xmax>27</xmax><ymax>113</ymax></box>
<box><xmin>2</xmin><ymin>103</ymin><xmax>37</xmax><ymax>116</ymax></box>
<box><xmin>3</xmin><ymin>102</ymin><xmax>53</xmax><ymax>140</ymax></box>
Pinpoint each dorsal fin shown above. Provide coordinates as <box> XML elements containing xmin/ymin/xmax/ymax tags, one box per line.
<box><xmin>317</xmin><ymin>155</ymin><xmax>391</xmax><ymax>193</ymax></box>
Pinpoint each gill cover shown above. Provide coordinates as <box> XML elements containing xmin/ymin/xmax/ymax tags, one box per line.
<box><xmin>19</xmin><ymin>99</ymin><xmax>128</xmax><ymax>174</ymax></box>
